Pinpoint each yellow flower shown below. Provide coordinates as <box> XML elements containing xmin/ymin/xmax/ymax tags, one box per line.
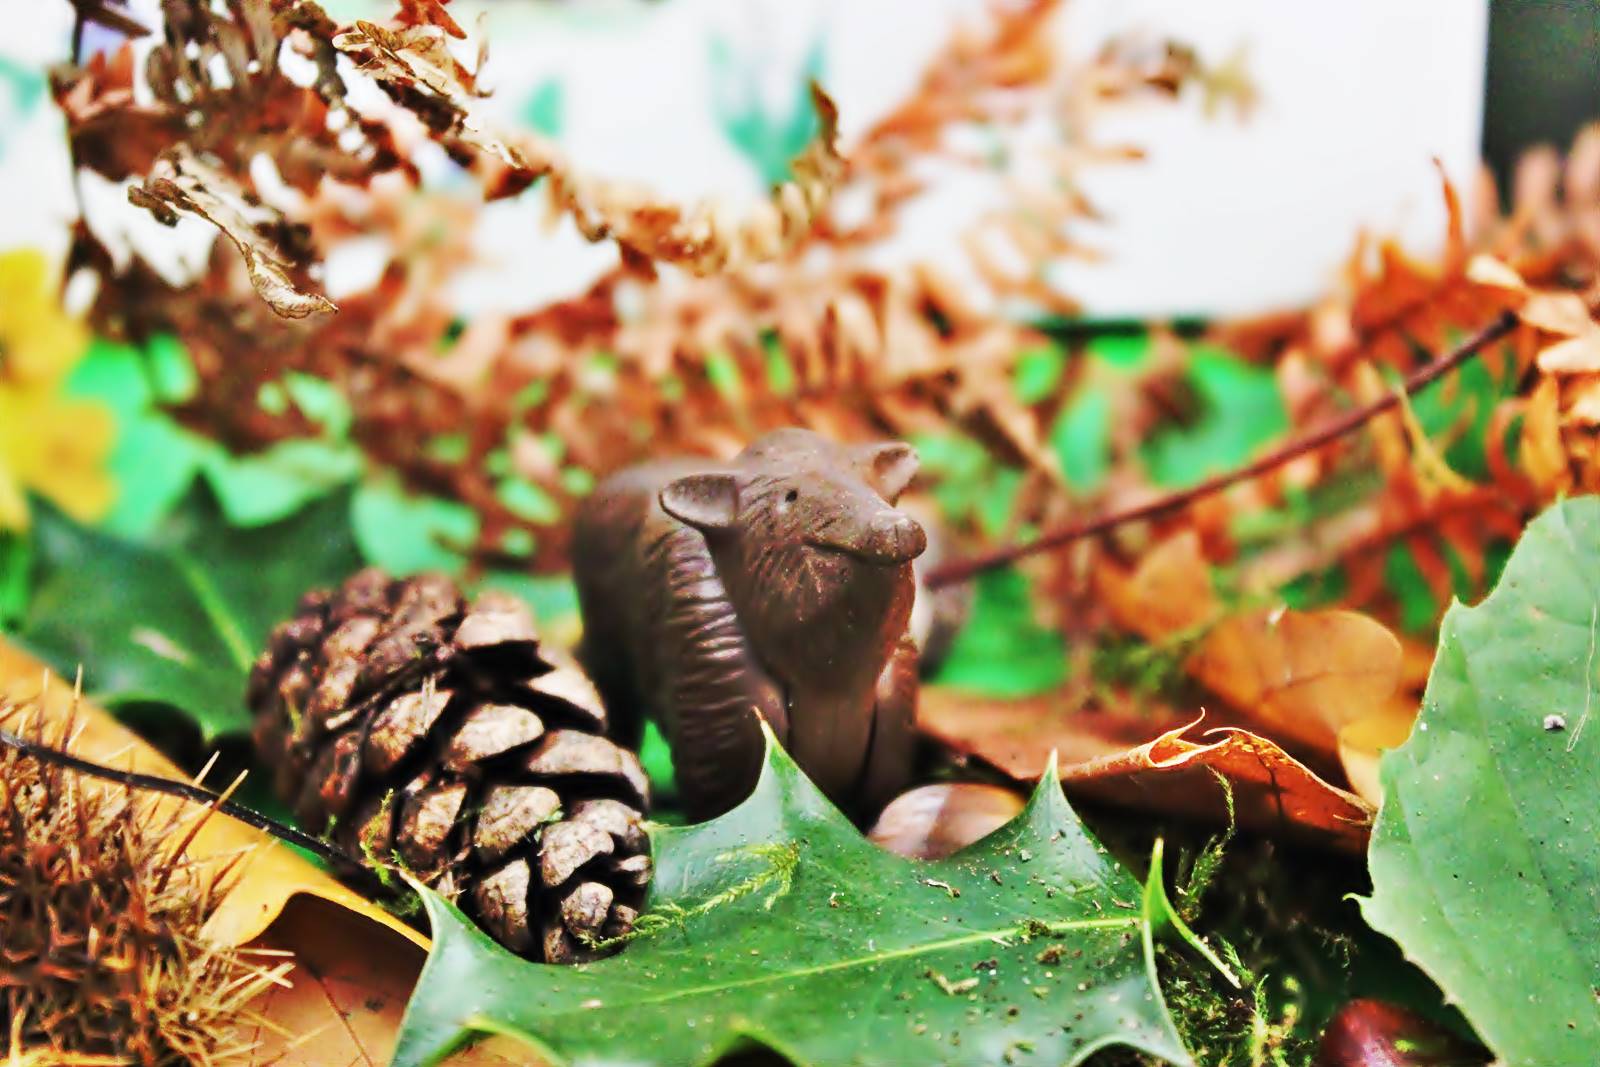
<box><xmin>0</xmin><ymin>248</ymin><xmax>114</xmax><ymax>530</ymax></box>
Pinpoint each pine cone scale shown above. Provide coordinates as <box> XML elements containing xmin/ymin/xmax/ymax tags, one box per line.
<box><xmin>443</xmin><ymin>703</ymin><xmax>546</xmax><ymax>771</ymax></box>
<box><xmin>363</xmin><ymin>686</ymin><xmax>454</xmax><ymax>776</ymax></box>
<box><xmin>475</xmin><ymin>785</ymin><xmax>561</xmax><ymax>862</ymax></box>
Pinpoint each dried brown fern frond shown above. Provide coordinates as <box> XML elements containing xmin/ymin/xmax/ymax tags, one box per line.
<box><xmin>63</xmin><ymin>0</ymin><xmax>1212</xmax><ymax>570</ymax></box>
<box><xmin>1040</xmin><ymin>127</ymin><xmax>1600</xmax><ymax>644</ymax></box>
<box><xmin>58</xmin><ymin>0</ymin><xmax>842</xmax><ymax>320</ymax></box>
<box><xmin>0</xmin><ymin>700</ymin><xmax>287</xmax><ymax>1066</ymax></box>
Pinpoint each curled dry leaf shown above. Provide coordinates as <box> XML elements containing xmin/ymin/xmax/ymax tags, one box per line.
<box><xmin>918</xmin><ymin>687</ymin><xmax>1372</xmax><ymax>851</ymax></box>
<box><xmin>130</xmin><ymin>146</ymin><xmax>337</xmax><ymax>319</ymax></box>
<box><xmin>918</xmin><ymin>685</ymin><xmax>1192</xmax><ymax>771</ymax></box>
<box><xmin>331</xmin><ymin>18</ymin><xmax>528</xmax><ymax>173</ymax></box>
<box><xmin>0</xmin><ymin>639</ymin><xmax>419</xmax><ymax>950</ymax></box>
<box><xmin>866</xmin><ymin>781</ymin><xmax>1026</xmax><ymax>860</ymax></box>
<box><xmin>1062</xmin><ymin>719</ymin><xmax>1372</xmax><ymax>853</ymax></box>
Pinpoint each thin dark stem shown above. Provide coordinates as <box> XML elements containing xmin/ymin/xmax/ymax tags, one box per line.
<box><xmin>924</xmin><ymin>309</ymin><xmax>1521</xmax><ymax>589</ymax></box>
<box><xmin>0</xmin><ymin>728</ymin><xmax>366</xmax><ymax>876</ymax></box>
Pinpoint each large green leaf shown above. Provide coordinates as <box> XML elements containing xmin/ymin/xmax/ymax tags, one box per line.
<box><xmin>69</xmin><ymin>338</ymin><xmax>363</xmax><ymax>534</ymax></box>
<box><xmin>13</xmin><ymin>485</ymin><xmax>362</xmax><ymax>740</ymax></box>
<box><xmin>394</xmin><ymin>733</ymin><xmax>1192</xmax><ymax>1067</ymax></box>
<box><xmin>1361</xmin><ymin>498</ymin><xmax>1600</xmax><ymax>1065</ymax></box>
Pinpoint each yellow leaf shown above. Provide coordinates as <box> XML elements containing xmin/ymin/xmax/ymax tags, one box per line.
<box><xmin>1391</xmin><ymin>382</ymin><xmax>1475</xmax><ymax>497</ymax></box>
<box><xmin>1521</xmin><ymin>376</ymin><xmax>1572</xmax><ymax>493</ymax></box>
<box><xmin>1337</xmin><ymin>708</ymin><xmax>1415</xmax><ymax>807</ymax></box>
<box><xmin>0</xmin><ymin>248</ymin><xmax>89</xmax><ymax>386</ymax></box>
<box><xmin>0</xmin><ymin>248</ymin><xmax>113</xmax><ymax>531</ymax></box>
<box><xmin>0</xmin><ymin>389</ymin><xmax>116</xmax><ymax>528</ymax></box>
<box><xmin>1352</xmin><ymin>362</ymin><xmax>1410</xmax><ymax>475</ymax></box>
<box><xmin>0</xmin><ymin>461</ymin><xmax>26</xmax><ymax>531</ymax></box>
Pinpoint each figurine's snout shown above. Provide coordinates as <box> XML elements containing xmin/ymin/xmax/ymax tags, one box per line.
<box><xmin>859</xmin><ymin>511</ymin><xmax>927</xmax><ymax>565</ymax></box>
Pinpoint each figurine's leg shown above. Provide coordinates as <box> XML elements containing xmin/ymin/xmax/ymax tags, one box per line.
<box><xmin>577</xmin><ymin>615</ymin><xmax>646</xmax><ymax>748</ymax></box>
<box><xmin>573</xmin><ymin>501</ymin><xmax>650</xmax><ymax>748</ymax></box>
<box><xmin>656</xmin><ymin>529</ymin><xmax>788</xmax><ymax>819</ymax></box>
<box><xmin>857</xmin><ymin>634</ymin><xmax>920</xmax><ymax>820</ymax></box>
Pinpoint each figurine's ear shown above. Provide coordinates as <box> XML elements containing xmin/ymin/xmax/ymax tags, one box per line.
<box><xmin>660</xmin><ymin>473</ymin><xmax>740</xmax><ymax>532</ymax></box>
<box><xmin>855</xmin><ymin>442</ymin><xmax>919</xmax><ymax>502</ymax></box>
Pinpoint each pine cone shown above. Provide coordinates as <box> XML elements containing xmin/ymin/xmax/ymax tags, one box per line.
<box><xmin>248</xmin><ymin>569</ymin><xmax>650</xmax><ymax>962</ymax></box>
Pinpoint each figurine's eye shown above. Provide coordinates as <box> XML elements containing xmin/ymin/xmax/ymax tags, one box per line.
<box><xmin>784</xmin><ymin>489</ymin><xmax>799</xmax><ymax>504</ymax></box>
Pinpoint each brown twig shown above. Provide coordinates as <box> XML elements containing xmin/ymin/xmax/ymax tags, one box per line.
<box><xmin>925</xmin><ymin>309</ymin><xmax>1522</xmax><ymax>588</ymax></box>
<box><xmin>0</xmin><ymin>728</ymin><xmax>370</xmax><ymax>878</ymax></box>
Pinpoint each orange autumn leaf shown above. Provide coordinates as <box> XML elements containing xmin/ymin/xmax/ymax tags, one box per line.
<box><xmin>1099</xmin><ymin>532</ymin><xmax>1406</xmax><ymax>758</ymax></box>
<box><xmin>1187</xmin><ymin>607</ymin><xmax>1402</xmax><ymax>754</ymax></box>
<box><xmin>1095</xmin><ymin>530</ymin><xmax>1220</xmax><ymax>640</ymax></box>
<box><xmin>0</xmin><ymin>249</ymin><xmax>113</xmax><ymax>531</ymax></box>
<box><xmin>1521</xmin><ymin>376</ymin><xmax>1573</xmax><ymax>494</ymax></box>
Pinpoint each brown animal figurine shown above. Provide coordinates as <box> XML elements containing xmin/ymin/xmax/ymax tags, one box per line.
<box><xmin>573</xmin><ymin>428</ymin><xmax>927</xmax><ymax>821</ymax></box>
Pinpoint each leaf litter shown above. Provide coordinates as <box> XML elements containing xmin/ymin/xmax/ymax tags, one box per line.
<box><xmin>25</xmin><ymin>0</ymin><xmax>1600</xmax><ymax>1061</ymax></box>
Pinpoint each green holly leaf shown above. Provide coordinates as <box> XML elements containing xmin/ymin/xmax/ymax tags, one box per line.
<box><xmin>13</xmin><ymin>484</ymin><xmax>361</xmax><ymax>741</ymax></box>
<box><xmin>1360</xmin><ymin>497</ymin><xmax>1600</xmax><ymax>1064</ymax></box>
<box><xmin>393</xmin><ymin>731</ymin><xmax>1192</xmax><ymax>1067</ymax></box>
